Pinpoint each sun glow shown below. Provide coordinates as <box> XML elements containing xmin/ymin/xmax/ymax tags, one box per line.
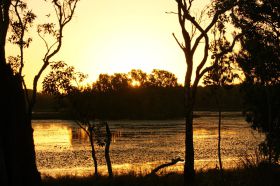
<box><xmin>131</xmin><ymin>80</ymin><xmax>141</xmax><ymax>87</ymax></box>
<box><xmin>13</xmin><ymin>0</ymin><xmax>189</xmax><ymax>89</ymax></box>
<box><xmin>86</xmin><ymin>30</ymin><xmax>170</xmax><ymax>77</ymax></box>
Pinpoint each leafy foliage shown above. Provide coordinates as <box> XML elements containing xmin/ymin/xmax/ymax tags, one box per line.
<box><xmin>233</xmin><ymin>0</ymin><xmax>280</xmax><ymax>163</ymax></box>
<box><xmin>43</xmin><ymin>61</ymin><xmax>87</xmax><ymax>96</ymax></box>
<box><xmin>9</xmin><ymin>0</ymin><xmax>36</xmax><ymax>48</ymax></box>
<box><xmin>233</xmin><ymin>0</ymin><xmax>280</xmax><ymax>85</ymax></box>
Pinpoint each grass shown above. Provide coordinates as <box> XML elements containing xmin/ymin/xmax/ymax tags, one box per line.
<box><xmin>43</xmin><ymin>163</ymin><xmax>280</xmax><ymax>186</ymax></box>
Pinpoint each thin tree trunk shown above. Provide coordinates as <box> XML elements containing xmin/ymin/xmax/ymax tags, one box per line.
<box><xmin>184</xmin><ymin>85</ymin><xmax>195</xmax><ymax>185</ymax></box>
<box><xmin>184</xmin><ymin>111</ymin><xmax>195</xmax><ymax>185</ymax></box>
<box><xmin>215</xmin><ymin>92</ymin><xmax>223</xmax><ymax>172</ymax></box>
<box><xmin>105</xmin><ymin>123</ymin><xmax>113</xmax><ymax>179</ymax></box>
<box><xmin>89</xmin><ymin>130</ymin><xmax>98</xmax><ymax>178</ymax></box>
<box><xmin>218</xmin><ymin>108</ymin><xmax>223</xmax><ymax>171</ymax></box>
<box><xmin>265</xmin><ymin>87</ymin><xmax>272</xmax><ymax>164</ymax></box>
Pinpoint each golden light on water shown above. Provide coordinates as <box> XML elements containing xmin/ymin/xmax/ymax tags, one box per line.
<box><xmin>33</xmin><ymin>118</ymin><xmax>264</xmax><ymax>177</ymax></box>
<box><xmin>33</xmin><ymin>124</ymin><xmax>73</xmax><ymax>150</ymax></box>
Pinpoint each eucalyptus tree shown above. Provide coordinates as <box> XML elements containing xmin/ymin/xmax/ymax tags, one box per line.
<box><xmin>128</xmin><ymin>69</ymin><xmax>148</xmax><ymax>87</ymax></box>
<box><xmin>43</xmin><ymin>61</ymin><xmax>113</xmax><ymax>179</ymax></box>
<box><xmin>232</xmin><ymin>0</ymin><xmax>280</xmax><ymax>163</ymax></box>
<box><xmin>148</xmin><ymin>69</ymin><xmax>179</xmax><ymax>88</ymax></box>
<box><xmin>0</xmin><ymin>0</ymin><xmax>80</xmax><ymax>185</ymax></box>
<box><xmin>173</xmin><ymin>0</ymin><xmax>242</xmax><ymax>183</ymax></box>
<box><xmin>203</xmin><ymin>22</ymin><xmax>240</xmax><ymax>172</ymax></box>
<box><xmin>1</xmin><ymin>1</ymin><xmax>14</xmax><ymax>185</ymax></box>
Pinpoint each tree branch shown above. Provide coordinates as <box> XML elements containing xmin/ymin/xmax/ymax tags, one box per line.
<box><xmin>173</xmin><ymin>33</ymin><xmax>184</xmax><ymax>50</ymax></box>
<box><xmin>30</xmin><ymin>0</ymin><xmax>79</xmax><ymax>111</ymax></box>
<box><xmin>74</xmin><ymin>120</ymin><xmax>90</xmax><ymax>136</ymax></box>
<box><xmin>149</xmin><ymin>158</ymin><xmax>184</xmax><ymax>175</ymax></box>
<box><xmin>193</xmin><ymin>32</ymin><xmax>244</xmax><ymax>88</ymax></box>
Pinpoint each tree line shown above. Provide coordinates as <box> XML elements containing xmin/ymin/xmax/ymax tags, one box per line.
<box><xmin>37</xmin><ymin>68</ymin><xmax>243</xmax><ymax>120</ymax></box>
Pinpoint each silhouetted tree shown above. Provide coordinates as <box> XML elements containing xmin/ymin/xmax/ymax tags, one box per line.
<box><xmin>233</xmin><ymin>0</ymin><xmax>280</xmax><ymax>163</ymax></box>
<box><xmin>43</xmin><ymin>62</ymin><xmax>113</xmax><ymax>178</ymax></box>
<box><xmin>0</xmin><ymin>1</ymin><xmax>39</xmax><ymax>185</ymax></box>
<box><xmin>90</xmin><ymin>69</ymin><xmax>184</xmax><ymax>119</ymax></box>
<box><xmin>203</xmin><ymin>21</ymin><xmax>240</xmax><ymax>172</ymax></box>
<box><xmin>0</xmin><ymin>1</ymin><xmax>79</xmax><ymax>185</ymax></box>
<box><xmin>173</xmin><ymin>0</ymin><xmax>242</xmax><ymax>183</ymax></box>
<box><xmin>148</xmin><ymin>69</ymin><xmax>179</xmax><ymax>88</ymax></box>
<box><xmin>128</xmin><ymin>69</ymin><xmax>148</xmax><ymax>87</ymax></box>
<box><xmin>104</xmin><ymin>122</ymin><xmax>113</xmax><ymax>179</ymax></box>
<box><xmin>93</xmin><ymin>74</ymin><xmax>113</xmax><ymax>92</ymax></box>
<box><xmin>111</xmin><ymin>73</ymin><xmax>130</xmax><ymax>91</ymax></box>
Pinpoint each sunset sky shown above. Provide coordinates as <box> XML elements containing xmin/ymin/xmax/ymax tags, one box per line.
<box><xmin>7</xmin><ymin>0</ymin><xmax>212</xmax><ymax>89</ymax></box>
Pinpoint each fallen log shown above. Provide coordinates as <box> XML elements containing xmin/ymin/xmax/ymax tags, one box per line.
<box><xmin>149</xmin><ymin>157</ymin><xmax>184</xmax><ymax>175</ymax></box>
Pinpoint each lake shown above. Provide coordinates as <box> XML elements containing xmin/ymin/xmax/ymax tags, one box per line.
<box><xmin>33</xmin><ymin>112</ymin><xmax>264</xmax><ymax>177</ymax></box>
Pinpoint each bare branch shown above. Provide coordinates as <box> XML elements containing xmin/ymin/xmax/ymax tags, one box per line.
<box><xmin>177</xmin><ymin>0</ymin><xmax>191</xmax><ymax>56</ymax></box>
<box><xmin>30</xmin><ymin>0</ymin><xmax>79</xmax><ymax>111</ymax></box>
<box><xmin>149</xmin><ymin>157</ymin><xmax>184</xmax><ymax>175</ymax></box>
<box><xmin>37</xmin><ymin>31</ymin><xmax>50</xmax><ymax>51</ymax></box>
<box><xmin>196</xmin><ymin>35</ymin><xmax>209</xmax><ymax>76</ymax></box>
<box><xmin>190</xmin><ymin>7</ymin><xmax>206</xmax><ymax>41</ymax></box>
<box><xmin>187</xmin><ymin>0</ymin><xmax>194</xmax><ymax>11</ymax></box>
<box><xmin>47</xmin><ymin>40</ymin><xmax>59</xmax><ymax>57</ymax></box>
<box><xmin>173</xmin><ymin>33</ymin><xmax>184</xmax><ymax>50</ymax></box>
<box><xmin>22</xmin><ymin>77</ymin><xmax>31</xmax><ymax>106</ymax></box>
<box><xmin>193</xmin><ymin>32</ymin><xmax>244</xmax><ymax>88</ymax></box>
<box><xmin>191</xmin><ymin>3</ymin><xmax>238</xmax><ymax>55</ymax></box>
<box><xmin>165</xmin><ymin>11</ymin><xmax>178</xmax><ymax>15</ymax></box>
<box><xmin>74</xmin><ymin>120</ymin><xmax>90</xmax><ymax>136</ymax></box>
<box><xmin>13</xmin><ymin>0</ymin><xmax>24</xmax><ymax>75</ymax></box>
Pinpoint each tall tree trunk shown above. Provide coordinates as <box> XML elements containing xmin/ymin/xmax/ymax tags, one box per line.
<box><xmin>1</xmin><ymin>1</ymin><xmax>41</xmax><ymax>184</ymax></box>
<box><xmin>23</xmin><ymin>113</ymin><xmax>42</xmax><ymax>186</ymax></box>
<box><xmin>0</xmin><ymin>143</ymin><xmax>8</xmax><ymax>186</ymax></box>
<box><xmin>218</xmin><ymin>108</ymin><xmax>223</xmax><ymax>171</ymax></box>
<box><xmin>105</xmin><ymin>123</ymin><xmax>113</xmax><ymax>179</ymax></box>
<box><xmin>1</xmin><ymin>64</ymin><xmax>41</xmax><ymax>186</ymax></box>
<box><xmin>184</xmin><ymin>85</ymin><xmax>195</xmax><ymax>185</ymax></box>
<box><xmin>215</xmin><ymin>92</ymin><xmax>223</xmax><ymax>171</ymax></box>
<box><xmin>266</xmin><ymin>87</ymin><xmax>272</xmax><ymax>164</ymax></box>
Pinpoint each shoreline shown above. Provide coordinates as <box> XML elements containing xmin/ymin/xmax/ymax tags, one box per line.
<box><xmin>32</xmin><ymin>111</ymin><xmax>244</xmax><ymax>120</ymax></box>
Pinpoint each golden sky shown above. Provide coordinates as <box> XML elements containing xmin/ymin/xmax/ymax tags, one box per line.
<box><xmin>7</xmin><ymin>0</ymin><xmax>212</xmax><ymax>89</ymax></box>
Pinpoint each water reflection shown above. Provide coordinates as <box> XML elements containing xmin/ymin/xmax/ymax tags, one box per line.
<box><xmin>71</xmin><ymin>127</ymin><xmax>88</xmax><ymax>143</ymax></box>
<box><xmin>33</xmin><ymin>123</ymin><xmax>73</xmax><ymax>151</ymax></box>
<box><xmin>33</xmin><ymin>118</ymin><xmax>264</xmax><ymax>177</ymax></box>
